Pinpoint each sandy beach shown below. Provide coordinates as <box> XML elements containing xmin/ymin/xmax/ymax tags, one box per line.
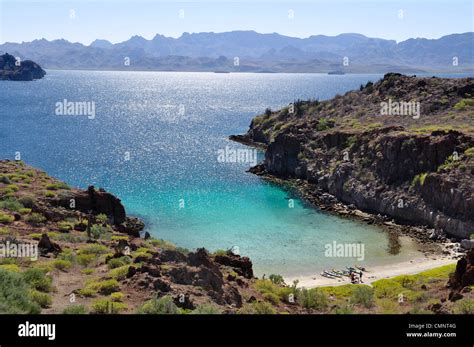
<box><xmin>285</xmin><ymin>255</ymin><xmax>458</xmax><ymax>289</ymax></box>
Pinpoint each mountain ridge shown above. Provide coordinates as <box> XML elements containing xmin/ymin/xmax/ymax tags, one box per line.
<box><xmin>1</xmin><ymin>31</ymin><xmax>472</xmax><ymax>73</ymax></box>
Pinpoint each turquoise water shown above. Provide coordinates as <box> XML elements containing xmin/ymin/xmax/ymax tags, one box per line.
<box><xmin>2</xmin><ymin>71</ymin><xmax>469</xmax><ymax>277</ymax></box>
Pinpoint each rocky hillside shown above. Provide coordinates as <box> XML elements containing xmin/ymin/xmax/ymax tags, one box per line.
<box><xmin>0</xmin><ymin>53</ymin><xmax>46</xmax><ymax>81</ymax></box>
<box><xmin>233</xmin><ymin>73</ymin><xmax>474</xmax><ymax>239</ymax></box>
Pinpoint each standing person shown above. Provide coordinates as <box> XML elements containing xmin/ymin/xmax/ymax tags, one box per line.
<box><xmin>359</xmin><ymin>270</ymin><xmax>363</xmax><ymax>283</ymax></box>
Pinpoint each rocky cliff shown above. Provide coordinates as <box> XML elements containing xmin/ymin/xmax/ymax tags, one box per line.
<box><xmin>0</xmin><ymin>53</ymin><xmax>46</xmax><ymax>81</ymax></box>
<box><xmin>236</xmin><ymin>73</ymin><xmax>474</xmax><ymax>239</ymax></box>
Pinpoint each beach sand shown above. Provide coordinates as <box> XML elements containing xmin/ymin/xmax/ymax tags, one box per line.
<box><xmin>284</xmin><ymin>255</ymin><xmax>458</xmax><ymax>289</ymax></box>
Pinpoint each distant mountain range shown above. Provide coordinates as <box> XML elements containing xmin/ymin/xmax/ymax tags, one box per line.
<box><xmin>1</xmin><ymin>31</ymin><xmax>473</xmax><ymax>73</ymax></box>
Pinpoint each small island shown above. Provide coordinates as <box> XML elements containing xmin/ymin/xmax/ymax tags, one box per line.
<box><xmin>0</xmin><ymin>53</ymin><xmax>46</xmax><ymax>81</ymax></box>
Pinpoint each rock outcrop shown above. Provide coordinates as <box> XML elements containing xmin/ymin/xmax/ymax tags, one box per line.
<box><xmin>235</xmin><ymin>74</ymin><xmax>474</xmax><ymax>239</ymax></box>
<box><xmin>0</xmin><ymin>53</ymin><xmax>46</xmax><ymax>81</ymax></box>
<box><xmin>448</xmin><ymin>250</ymin><xmax>474</xmax><ymax>297</ymax></box>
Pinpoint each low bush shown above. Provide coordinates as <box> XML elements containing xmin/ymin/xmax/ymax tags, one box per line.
<box><xmin>107</xmin><ymin>256</ymin><xmax>131</xmax><ymax>269</ymax></box>
<box><xmin>110</xmin><ymin>292</ymin><xmax>124</xmax><ymax>302</ymax></box>
<box><xmin>0</xmin><ymin>269</ymin><xmax>41</xmax><ymax>314</ymax></box>
<box><xmin>453</xmin><ymin>299</ymin><xmax>474</xmax><ymax>314</ymax></box>
<box><xmin>29</xmin><ymin>289</ymin><xmax>52</xmax><ymax>308</ymax></box>
<box><xmin>25</xmin><ymin>213</ymin><xmax>46</xmax><ymax>226</ymax></box>
<box><xmin>108</xmin><ymin>265</ymin><xmax>130</xmax><ymax>280</ymax></box>
<box><xmin>52</xmin><ymin>259</ymin><xmax>72</xmax><ymax>271</ymax></box>
<box><xmin>0</xmin><ymin>213</ymin><xmax>14</xmax><ymax>224</ymax></box>
<box><xmin>297</xmin><ymin>288</ymin><xmax>328</xmax><ymax>310</ymax></box>
<box><xmin>22</xmin><ymin>268</ymin><xmax>53</xmax><ymax>292</ymax></box>
<box><xmin>0</xmin><ymin>198</ymin><xmax>24</xmax><ymax>212</ymax></box>
<box><xmin>91</xmin><ymin>298</ymin><xmax>127</xmax><ymax>314</ymax></box>
<box><xmin>350</xmin><ymin>286</ymin><xmax>375</xmax><ymax>308</ymax></box>
<box><xmin>63</xmin><ymin>305</ymin><xmax>88</xmax><ymax>314</ymax></box>
<box><xmin>191</xmin><ymin>304</ymin><xmax>222</xmax><ymax>314</ymax></box>
<box><xmin>137</xmin><ymin>296</ymin><xmax>180</xmax><ymax>314</ymax></box>
<box><xmin>78</xmin><ymin>244</ymin><xmax>108</xmax><ymax>255</ymax></box>
<box><xmin>76</xmin><ymin>254</ymin><xmax>96</xmax><ymax>267</ymax></box>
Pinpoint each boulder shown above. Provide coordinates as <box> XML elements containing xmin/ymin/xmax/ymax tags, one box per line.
<box><xmin>214</xmin><ymin>252</ymin><xmax>254</xmax><ymax>279</ymax></box>
<box><xmin>38</xmin><ymin>233</ymin><xmax>62</xmax><ymax>255</ymax></box>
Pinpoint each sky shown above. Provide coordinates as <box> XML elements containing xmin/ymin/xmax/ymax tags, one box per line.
<box><xmin>0</xmin><ymin>0</ymin><xmax>473</xmax><ymax>45</ymax></box>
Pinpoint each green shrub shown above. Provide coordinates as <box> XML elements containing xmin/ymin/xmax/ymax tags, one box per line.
<box><xmin>52</xmin><ymin>259</ymin><xmax>72</xmax><ymax>271</ymax></box>
<box><xmin>268</xmin><ymin>274</ymin><xmax>285</xmax><ymax>286</ymax></box>
<box><xmin>372</xmin><ymin>279</ymin><xmax>403</xmax><ymax>298</ymax></box>
<box><xmin>0</xmin><ymin>264</ymin><xmax>20</xmax><ymax>272</ymax></box>
<box><xmin>0</xmin><ymin>175</ymin><xmax>11</xmax><ymax>184</ymax></box>
<box><xmin>63</xmin><ymin>305</ymin><xmax>88</xmax><ymax>314</ymax></box>
<box><xmin>95</xmin><ymin>213</ymin><xmax>108</xmax><ymax>223</ymax></box>
<box><xmin>238</xmin><ymin>301</ymin><xmax>276</xmax><ymax>314</ymax></box>
<box><xmin>91</xmin><ymin>298</ymin><xmax>127</xmax><ymax>314</ymax></box>
<box><xmin>454</xmin><ymin>98</ymin><xmax>474</xmax><ymax>111</ymax></box>
<box><xmin>18</xmin><ymin>195</ymin><xmax>36</xmax><ymax>208</ymax></box>
<box><xmin>19</xmin><ymin>208</ymin><xmax>32</xmax><ymax>215</ymax></box>
<box><xmin>137</xmin><ymin>296</ymin><xmax>180</xmax><ymax>314</ymax></box>
<box><xmin>107</xmin><ymin>256</ymin><xmax>131</xmax><ymax>269</ymax></box>
<box><xmin>44</xmin><ymin>191</ymin><xmax>55</xmax><ymax>198</ymax></box>
<box><xmin>0</xmin><ymin>213</ymin><xmax>15</xmax><ymax>223</ymax></box>
<box><xmin>334</xmin><ymin>304</ymin><xmax>354</xmax><ymax>314</ymax></box>
<box><xmin>22</xmin><ymin>268</ymin><xmax>53</xmax><ymax>292</ymax></box>
<box><xmin>76</xmin><ymin>254</ymin><xmax>96</xmax><ymax>267</ymax></box>
<box><xmin>351</xmin><ymin>286</ymin><xmax>375</xmax><ymax>308</ymax></box>
<box><xmin>192</xmin><ymin>304</ymin><xmax>222</xmax><ymax>314</ymax></box>
<box><xmin>45</xmin><ymin>182</ymin><xmax>70</xmax><ymax>190</ymax></box>
<box><xmin>0</xmin><ymin>198</ymin><xmax>24</xmax><ymax>212</ymax></box>
<box><xmin>78</xmin><ymin>244</ymin><xmax>108</xmax><ymax>255</ymax></box>
<box><xmin>57</xmin><ymin>221</ymin><xmax>73</xmax><ymax>232</ymax></box>
<box><xmin>0</xmin><ymin>269</ymin><xmax>41</xmax><ymax>314</ymax></box>
<box><xmin>25</xmin><ymin>213</ymin><xmax>46</xmax><ymax>226</ymax></box>
<box><xmin>263</xmin><ymin>292</ymin><xmax>280</xmax><ymax>305</ymax></box>
<box><xmin>110</xmin><ymin>292</ymin><xmax>124</xmax><ymax>302</ymax></box>
<box><xmin>453</xmin><ymin>299</ymin><xmax>474</xmax><ymax>314</ymax></box>
<box><xmin>147</xmin><ymin>238</ymin><xmax>176</xmax><ymax>250</ymax></box>
<box><xmin>108</xmin><ymin>265</ymin><xmax>130</xmax><ymax>280</ymax></box>
<box><xmin>83</xmin><ymin>279</ymin><xmax>120</xmax><ymax>295</ymax></box>
<box><xmin>411</xmin><ymin>173</ymin><xmax>428</xmax><ymax>188</ymax></box>
<box><xmin>90</xmin><ymin>224</ymin><xmax>110</xmax><ymax>239</ymax></box>
<box><xmin>29</xmin><ymin>289</ymin><xmax>52</xmax><ymax>308</ymax></box>
<box><xmin>6</xmin><ymin>184</ymin><xmax>19</xmax><ymax>192</ymax></box>
<box><xmin>297</xmin><ymin>288</ymin><xmax>328</xmax><ymax>310</ymax></box>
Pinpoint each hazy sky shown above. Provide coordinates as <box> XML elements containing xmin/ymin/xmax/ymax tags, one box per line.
<box><xmin>1</xmin><ymin>0</ymin><xmax>473</xmax><ymax>44</ymax></box>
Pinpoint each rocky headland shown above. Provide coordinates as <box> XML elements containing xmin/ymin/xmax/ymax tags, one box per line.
<box><xmin>0</xmin><ymin>53</ymin><xmax>46</xmax><ymax>81</ymax></box>
<box><xmin>232</xmin><ymin>73</ymin><xmax>474</xmax><ymax>248</ymax></box>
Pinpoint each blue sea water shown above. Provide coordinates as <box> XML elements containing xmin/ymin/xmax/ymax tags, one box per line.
<box><xmin>1</xmin><ymin>71</ymin><xmax>469</xmax><ymax>277</ymax></box>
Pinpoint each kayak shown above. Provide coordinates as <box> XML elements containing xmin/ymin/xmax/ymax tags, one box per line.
<box><xmin>321</xmin><ymin>272</ymin><xmax>336</xmax><ymax>279</ymax></box>
<box><xmin>324</xmin><ymin>270</ymin><xmax>342</xmax><ymax>278</ymax></box>
<box><xmin>355</xmin><ymin>265</ymin><xmax>367</xmax><ymax>272</ymax></box>
<box><xmin>332</xmin><ymin>269</ymin><xmax>350</xmax><ymax>277</ymax></box>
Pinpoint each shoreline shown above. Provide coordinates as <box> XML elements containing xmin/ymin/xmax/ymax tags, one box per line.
<box><xmin>285</xmin><ymin>253</ymin><xmax>458</xmax><ymax>289</ymax></box>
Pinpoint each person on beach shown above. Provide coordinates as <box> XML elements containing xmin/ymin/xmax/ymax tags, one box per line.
<box><xmin>359</xmin><ymin>270</ymin><xmax>363</xmax><ymax>283</ymax></box>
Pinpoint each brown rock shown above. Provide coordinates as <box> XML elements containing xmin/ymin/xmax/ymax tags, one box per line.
<box><xmin>38</xmin><ymin>233</ymin><xmax>62</xmax><ymax>255</ymax></box>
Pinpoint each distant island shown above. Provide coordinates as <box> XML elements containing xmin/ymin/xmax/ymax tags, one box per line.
<box><xmin>0</xmin><ymin>31</ymin><xmax>472</xmax><ymax>73</ymax></box>
<box><xmin>0</xmin><ymin>53</ymin><xmax>46</xmax><ymax>81</ymax></box>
